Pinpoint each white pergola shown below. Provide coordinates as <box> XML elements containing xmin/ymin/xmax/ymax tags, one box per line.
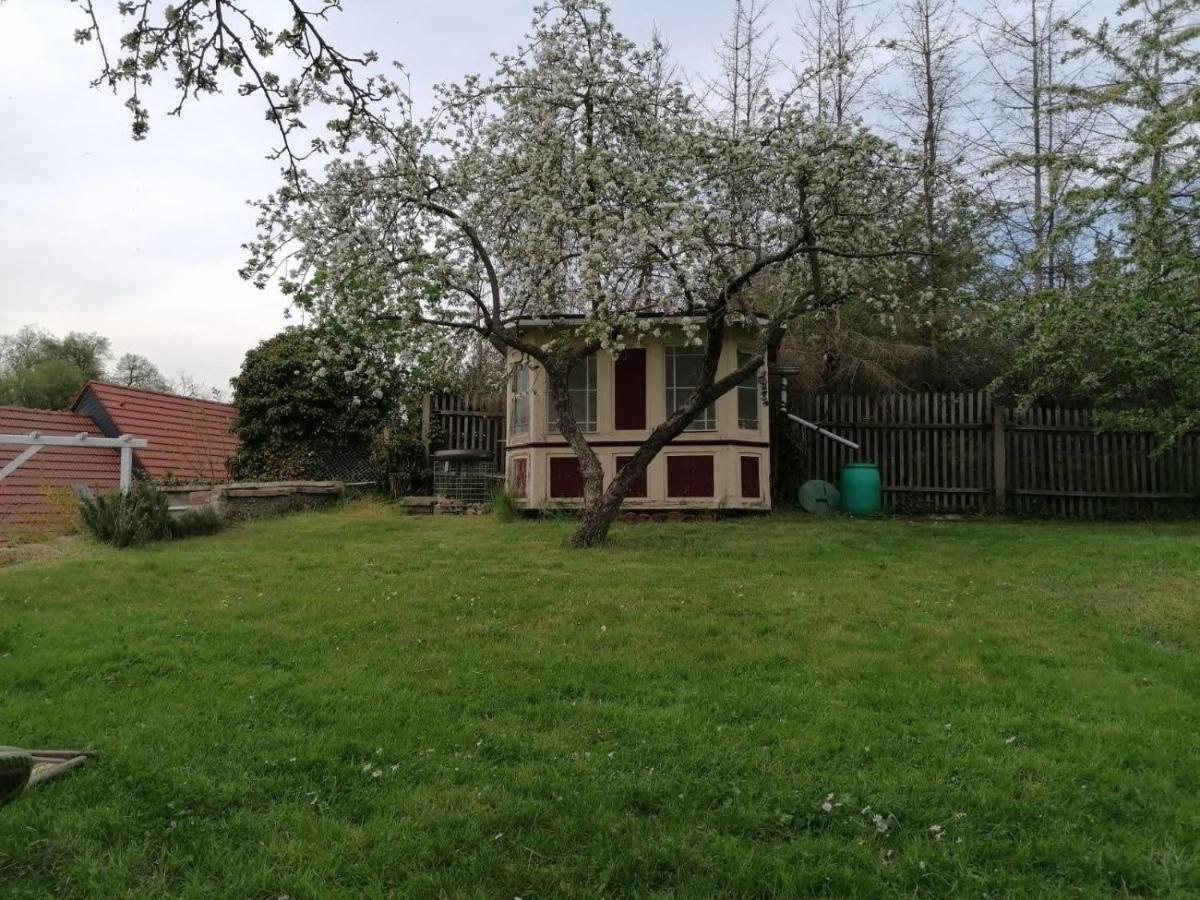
<box><xmin>0</xmin><ymin>432</ymin><xmax>148</xmax><ymax>493</ymax></box>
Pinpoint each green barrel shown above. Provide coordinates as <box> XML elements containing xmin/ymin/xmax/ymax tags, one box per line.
<box><xmin>839</xmin><ymin>462</ymin><xmax>881</xmax><ymax>516</ymax></box>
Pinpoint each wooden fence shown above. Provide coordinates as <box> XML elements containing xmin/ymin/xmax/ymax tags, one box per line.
<box><xmin>805</xmin><ymin>392</ymin><xmax>1200</xmax><ymax>518</ymax></box>
<box><xmin>422</xmin><ymin>392</ymin><xmax>506</xmax><ymax>466</ymax></box>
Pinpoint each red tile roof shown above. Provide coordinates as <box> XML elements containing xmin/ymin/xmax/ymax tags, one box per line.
<box><xmin>73</xmin><ymin>382</ymin><xmax>238</xmax><ymax>482</ymax></box>
<box><xmin>0</xmin><ymin>407</ymin><xmax>120</xmax><ymax>542</ymax></box>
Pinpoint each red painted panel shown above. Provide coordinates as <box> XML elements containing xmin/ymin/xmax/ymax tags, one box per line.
<box><xmin>740</xmin><ymin>455</ymin><xmax>761</xmax><ymax>499</ymax></box>
<box><xmin>549</xmin><ymin>456</ymin><xmax>583</xmax><ymax>498</ymax></box>
<box><xmin>613</xmin><ymin>349</ymin><xmax>647</xmax><ymax>431</ymax></box>
<box><xmin>666</xmin><ymin>455</ymin><xmax>714</xmax><ymax>498</ymax></box>
<box><xmin>615</xmin><ymin>455</ymin><xmax>648</xmax><ymax>498</ymax></box>
<box><xmin>509</xmin><ymin>457</ymin><xmax>528</xmax><ymax>497</ymax></box>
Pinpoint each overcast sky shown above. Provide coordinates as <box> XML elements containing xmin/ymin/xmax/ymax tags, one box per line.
<box><xmin>0</xmin><ymin>0</ymin><xmax>1116</xmax><ymax>392</ymax></box>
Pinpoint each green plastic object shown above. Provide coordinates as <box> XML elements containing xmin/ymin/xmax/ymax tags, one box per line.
<box><xmin>840</xmin><ymin>462</ymin><xmax>882</xmax><ymax>516</ymax></box>
<box><xmin>0</xmin><ymin>747</ymin><xmax>33</xmax><ymax>807</ymax></box>
<box><xmin>798</xmin><ymin>480</ymin><xmax>840</xmax><ymax>515</ymax></box>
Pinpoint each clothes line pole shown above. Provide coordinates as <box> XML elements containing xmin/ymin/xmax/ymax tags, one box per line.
<box><xmin>784</xmin><ymin>411</ymin><xmax>861</xmax><ymax>451</ymax></box>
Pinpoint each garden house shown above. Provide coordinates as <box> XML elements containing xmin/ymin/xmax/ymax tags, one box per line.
<box><xmin>505</xmin><ymin>317</ymin><xmax>770</xmax><ymax>511</ymax></box>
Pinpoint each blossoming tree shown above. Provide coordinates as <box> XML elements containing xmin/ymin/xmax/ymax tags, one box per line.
<box><xmin>68</xmin><ymin>0</ymin><xmax>388</xmax><ymax>178</ymax></box>
<box><xmin>243</xmin><ymin>0</ymin><xmax>927</xmax><ymax>547</ymax></box>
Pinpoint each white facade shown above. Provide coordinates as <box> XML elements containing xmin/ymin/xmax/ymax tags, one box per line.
<box><xmin>505</xmin><ymin>323</ymin><xmax>771</xmax><ymax>511</ymax></box>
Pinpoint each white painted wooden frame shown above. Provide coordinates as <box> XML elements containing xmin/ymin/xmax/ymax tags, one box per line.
<box><xmin>0</xmin><ymin>432</ymin><xmax>149</xmax><ymax>493</ymax></box>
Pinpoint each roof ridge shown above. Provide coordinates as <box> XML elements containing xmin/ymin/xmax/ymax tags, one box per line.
<box><xmin>0</xmin><ymin>405</ymin><xmax>95</xmax><ymax>417</ymax></box>
<box><xmin>75</xmin><ymin>380</ymin><xmax>233</xmax><ymax>409</ymax></box>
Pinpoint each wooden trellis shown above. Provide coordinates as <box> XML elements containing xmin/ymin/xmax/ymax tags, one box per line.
<box><xmin>0</xmin><ymin>431</ymin><xmax>148</xmax><ymax>493</ymax></box>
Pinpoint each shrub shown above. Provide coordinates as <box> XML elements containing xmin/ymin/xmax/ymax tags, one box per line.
<box><xmin>79</xmin><ymin>484</ymin><xmax>173</xmax><ymax>547</ymax></box>
<box><xmin>490</xmin><ymin>484</ymin><xmax>521</xmax><ymax>523</ymax></box>
<box><xmin>229</xmin><ymin>327</ymin><xmax>406</xmax><ymax>482</ymax></box>
<box><xmin>79</xmin><ymin>486</ymin><xmax>226</xmax><ymax>547</ymax></box>
<box><xmin>371</xmin><ymin>423</ymin><xmax>430</xmax><ymax>496</ymax></box>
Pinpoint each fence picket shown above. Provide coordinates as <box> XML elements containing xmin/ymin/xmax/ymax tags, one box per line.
<box><xmin>807</xmin><ymin>390</ymin><xmax>1197</xmax><ymax>518</ymax></box>
<box><xmin>427</xmin><ymin>392</ymin><xmax>506</xmax><ymax>467</ymax></box>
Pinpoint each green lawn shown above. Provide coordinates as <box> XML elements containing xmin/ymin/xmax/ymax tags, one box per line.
<box><xmin>1</xmin><ymin>503</ymin><xmax>1198</xmax><ymax>898</ymax></box>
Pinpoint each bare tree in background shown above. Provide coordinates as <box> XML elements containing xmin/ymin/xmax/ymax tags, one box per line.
<box><xmin>972</xmin><ymin>0</ymin><xmax>1099</xmax><ymax>291</ymax></box>
<box><xmin>884</xmin><ymin>0</ymin><xmax>968</xmax><ymax>295</ymax></box>
<box><xmin>786</xmin><ymin>0</ymin><xmax>895</xmax><ymax>392</ymax></box>
<box><xmin>110</xmin><ymin>353</ymin><xmax>170</xmax><ymax>391</ymax></box>
<box><xmin>169</xmin><ymin>371</ymin><xmax>228</xmax><ymax>403</ymax></box>
<box><xmin>713</xmin><ymin>0</ymin><xmax>778</xmax><ymax>138</ymax></box>
<box><xmin>793</xmin><ymin>0</ymin><xmax>886</xmax><ymax>124</ymax></box>
<box><xmin>998</xmin><ymin>0</ymin><xmax>1200</xmax><ymax>444</ymax></box>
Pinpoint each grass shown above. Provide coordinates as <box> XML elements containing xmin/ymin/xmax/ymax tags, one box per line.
<box><xmin>1</xmin><ymin>502</ymin><xmax>1198</xmax><ymax>898</ymax></box>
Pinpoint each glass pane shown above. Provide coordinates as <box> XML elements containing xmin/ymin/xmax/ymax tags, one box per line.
<box><xmin>738</xmin><ymin>388</ymin><xmax>757</xmax><ymax>428</ymax></box>
<box><xmin>549</xmin><ymin>355</ymin><xmax>596</xmax><ymax>432</ymax></box>
<box><xmin>567</xmin><ymin>356</ymin><xmax>594</xmax><ymax>391</ymax></box>
<box><xmin>670</xmin><ymin>349</ymin><xmax>704</xmax><ymax>388</ymax></box>
<box><xmin>570</xmin><ymin>389</ymin><xmax>589</xmax><ymax>427</ymax></box>
<box><xmin>737</xmin><ymin>352</ymin><xmax>759</xmax><ymax>429</ymax></box>
<box><xmin>667</xmin><ymin>349</ymin><xmax>716</xmax><ymax>431</ymax></box>
<box><xmin>510</xmin><ymin>364</ymin><xmax>529</xmax><ymax>433</ymax></box>
<box><xmin>737</xmin><ymin>352</ymin><xmax>755</xmax><ymax>382</ymax></box>
<box><xmin>676</xmin><ymin>395</ymin><xmax>715</xmax><ymax>430</ymax></box>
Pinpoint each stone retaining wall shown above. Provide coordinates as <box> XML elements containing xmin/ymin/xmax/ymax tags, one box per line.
<box><xmin>160</xmin><ymin>481</ymin><xmax>344</xmax><ymax>522</ymax></box>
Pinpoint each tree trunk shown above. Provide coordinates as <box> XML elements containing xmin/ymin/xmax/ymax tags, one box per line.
<box><xmin>570</xmin><ymin>489</ymin><xmax>626</xmax><ymax>548</ymax></box>
<box><xmin>557</xmin><ymin>325</ymin><xmax>772</xmax><ymax>548</ymax></box>
<box><xmin>1030</xmin><ymin>0</ymin><xmax>1044</xmax><ymax>292</ymax></box>
<box><xmin>545</xmin><ymin>363</ymin><xmax>608</xmax><ymax>547</ymax></box>
<box><xmin>919</xmin><ymin>0</ymin><xmax>940</xmax><ymax>313</ymax></box>
<box><xmin>567</xmin><ymin>432</ymin><xmax>664</xmax><ymax>548</ymax></box>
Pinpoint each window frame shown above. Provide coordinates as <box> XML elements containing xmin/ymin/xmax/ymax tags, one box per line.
<box><xmin>547</xmin><ymin>354</ymin><xmax>598</xmax><ymax>434</ymax></box>
<box><xmin>737</xmin><ymin>349</ymin><xmax>761</xmax><ymax>430</ymax></box>
<box><xmin>665</xmin><ymin>346</ymin><xmax>717</xmax><ymax>432</ymax></box>
<box><xmin>510</xmin><ymin>363</ymin><xmax>531</xmax><ymax>435</ymax></box>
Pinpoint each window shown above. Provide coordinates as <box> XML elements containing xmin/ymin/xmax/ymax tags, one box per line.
<box><xmin>548</xmin><ymin>355</ymin><xmax>597</xmax><ymax>433</ymax></box>
<box><xmin>737</xmin><ymin>351</ymin><xmax>760</xmax><ymax>430</ymax></box>
<box><xmin>510</xmin><ymin>363</ymin><xmax>530</xmax><ymax>434</ymax></box>
<box><xmin>665</xmin><ymin>347</ymin><xmax>716</xmax><ymax>431</ymax></box>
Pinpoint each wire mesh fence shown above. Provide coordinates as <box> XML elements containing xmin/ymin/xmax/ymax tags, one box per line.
<box><xmin>432</xmin><ymin>461</ymin><xmax>501</xmax><ymax>504</ymax></box>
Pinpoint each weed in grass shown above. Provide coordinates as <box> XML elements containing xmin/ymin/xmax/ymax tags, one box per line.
<box><xmin>490</xmin><ymin>483</ymin><xmax>521</xmax><ymax>522</ymax></box>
